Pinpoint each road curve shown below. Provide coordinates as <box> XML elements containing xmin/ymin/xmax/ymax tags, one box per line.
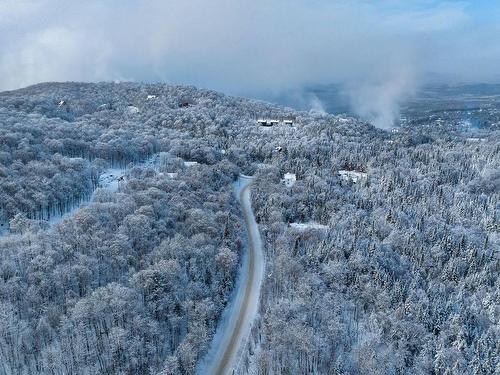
<box><xmin>200</xmin><ymin>176</ymin><xmax>264</xmax><ymax>375</ymax></box>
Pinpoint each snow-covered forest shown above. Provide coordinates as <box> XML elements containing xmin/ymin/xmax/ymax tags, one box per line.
<box><xmin>0</xmin><ymin>82</ymin><xmax>498</xmax><ymax>374</ymax></box>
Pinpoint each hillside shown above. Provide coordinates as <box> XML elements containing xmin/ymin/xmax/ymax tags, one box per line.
<box><xmin>0</xmin><ymin>82</ymin><xmax>498</xmax><ymax>374</ymax></box>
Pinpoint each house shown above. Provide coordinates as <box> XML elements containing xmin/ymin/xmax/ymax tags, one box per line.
<box><xmin>147</xmin><ymin>95</ymin><xmax>157</xmax><ymax>100</ymax></box>
<box><xmin>283</xmin><ymin>115</ymin><xmax>296</xmax><ymax>125</ymax></box>
<box><xmin>283</xmin><ymin>173</ymin><xmax>296</xmax><ymax>187</ymax></box>
<box><xmin>126</xmin><ymin>105</ymin><xmax>140</xmax><ymax>114</ymax></box>
<box><xmin>58</xmin><ymin>100</ymin><xmax>67</xmax><ymax>107</ymax></box>
<box><xmin>338</xmin><ymin>170</ymin><xmax>367</xmax><ymax>183</ymax></box>
<box><xmin>257</xmin><ymin>119</ymin><xmax>279</xmax><ymax>126</ymax></box>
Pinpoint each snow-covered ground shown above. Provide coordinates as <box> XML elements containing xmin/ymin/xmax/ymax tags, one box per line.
<box><xmin>48</xmin><ymin>155</ymin><xmax>162</xmax><ymax>226</ymax></box>
<box><xmin>0</xmin><ymin>155</ymin><xmax>161</xmax><ymax>236</ymax></box>
<box><xmin>96</xmin><ymin>168</ymin><xmax>126</xmax><ymax>193</ymax></box>
<box><xmin>126</xmin><ymin>105</ymin><xmax>140</xmax><ymax>114</ymax></box>
<box><xmin>197</xmin><ymin>175</ymin><xmax>265</xmax><ymax>375</ymax></box>
<box><xmin>48</xmin><ymin>167</ymin><xmax>127</xmax><ymax>226</ymax></box>
<box><xmin>289</xmin><ymin>222</ymin><xmax>329</xmax><ymax>231</ymax></box>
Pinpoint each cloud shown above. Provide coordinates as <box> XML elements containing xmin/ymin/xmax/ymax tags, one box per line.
<box><xmin>346</xmin><ymin>66</ymin><xmax>419</xmax><ymax>129</ymax></box>
<box><xmin>0</xmin><ymin>1</ymin><xmax>498</xmax><ymax>126</ymax></box>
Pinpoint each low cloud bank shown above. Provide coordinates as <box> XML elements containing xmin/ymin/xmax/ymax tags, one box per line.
<box><xmin>1</xmin><ymin>1</ymin><xmax>499</xmax><ymax>127</ymax></box>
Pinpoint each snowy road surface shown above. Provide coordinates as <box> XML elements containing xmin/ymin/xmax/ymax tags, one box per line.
<box><xmin>199</xmin><ymin>175</ymin><xmax>264</xmax><ymax>375</ymax></box>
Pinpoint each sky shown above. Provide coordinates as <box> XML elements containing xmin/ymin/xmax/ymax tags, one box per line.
<box><xmin>1</xmin><ymin>0</ymin><xmax>500</xmax><ymax>126</ymax></box>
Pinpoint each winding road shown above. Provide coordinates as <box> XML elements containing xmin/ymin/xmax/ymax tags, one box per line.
<box><xmin>200</xmin><ymin>175</ymin><xmax>264</xmax><ymax>375</ymax></box>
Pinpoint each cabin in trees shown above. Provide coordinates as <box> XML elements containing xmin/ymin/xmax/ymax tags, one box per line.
<box><xmin>283</xmin><ymin>115</ymin><xmax>296</xmax><ymax>125</ymax></box>
<box><xmin>258</xmin><ymin>119</ymin><xmax>279</xmax><ymax>127</ymax></box>
<box><xmin>179</xmin><ymin>99</ymin><xmax>194</xmax><ymax>108</ymax></box>
<box><xmin>283</xmin><ymin>173</ymin><xmax>297</xmax><ymax>187</ymax></box>
<box><xmin>257</xmin><ymin>115</ymin><xmax>296</xmax><ymax>126</ymax></box>
<box><xmin>338</xmin><ymin>170</ymin><xmax>367</xmax><ymax>183</ymax></box>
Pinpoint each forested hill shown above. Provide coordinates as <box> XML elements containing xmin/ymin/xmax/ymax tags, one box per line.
<box><xmin>0</xmin><ymin>82</ymin><xmax>280</xmax><ymax>223</ymax></box>
<box><xmin>0</xmin><ymin>81</ymin><xmax>378</xmax><ymax>227</ymax></box>
<box><xmin>0</xmin><ymin>82</ymin><xmax>498</xmax><ymax>374</ymax></box>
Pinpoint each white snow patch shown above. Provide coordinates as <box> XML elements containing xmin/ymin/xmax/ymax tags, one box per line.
<box><xmin>184</xmin><ymin>161</ymin><xmax>199</xmax><ymax>167</ymax></box>
<box><xmin>0</xmin><ymin>154</ymin><xmax>166</xmax><ymax>238</ymax></box>
<box><xmin>126</xmin><ymin>105</ymin><xmax>140</xmax><ymax>114</ymax></box>
<box><xmin>31</xmin><ymin>155</ymin><xmax>158</xmax><ymax>230</ymax></box>
<box><xmin>255</xmin><ymin>163</ymin><xmax>271</xmax><ymax>170</ymax></box>
<box><xmin>289</xmin><ymin>222</ymin><xmax>329</xmax><ymax>231</ymax></box>
<box><xmin>48</xmin><ymin>167</ymin><xmax>127</xmax><ymax>226</ymax></box>
<box><xmin>97</xmin><ymin>168</ymin><xmax>126</xmax><ymax>193</ymax></box>
<box><xmin>283</xmin><ymin>172</ymin><xmax>296</xmax><ymax>187</ymax></box>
